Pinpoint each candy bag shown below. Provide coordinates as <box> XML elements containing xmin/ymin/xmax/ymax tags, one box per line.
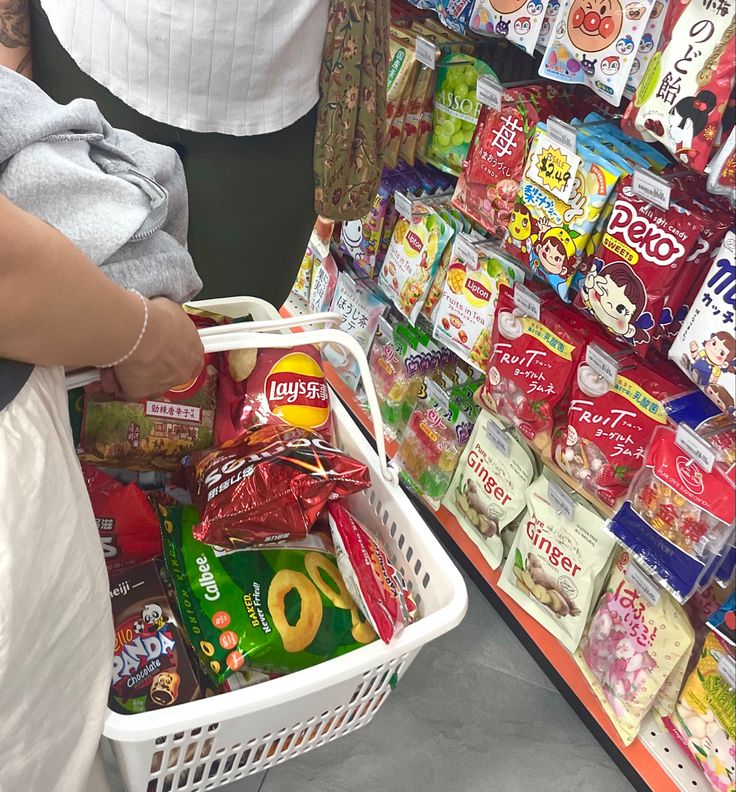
<box><xmin>437</xmin><ymin>0</ymin><xmax>475</xmax><ymax>33</ymax></box>
<box><xmin>499</xmin><ymin>472</ymin><xmax>616</xmax><ymax>651</ymax></box>
<box><xmin>83</xmin><ymin>464</ymin><xmax>161</xmax><ymax>574</ymax></box>
<box><xmin>537</xmin><ymin>0</ymin><xmax>561</xmax><ymax>48</ymax></box>
<box><xmin>577</xmin><ymin>549</ymin><xmax>695</xmax><ymax>746</ymax></box>
<box><xmin>621</xmin><ymin>0</ymin><xmax>736</xmax><ymax>172</ymax></box>
<box><xmin>328</xmin><ymin>502</ymin><xmax>417</xmax><ymax>644</ymax></box>
<box><xmin>160</xmin><ymin>505</ymin><xmax>375</xmax><ymax>683</ymax></box>
<box><xmin>708</xmin><ymin>129</ymin><xmax>736</xmax><ymax>205</ymax></box>
<box><xmin>401</xmin><ymin>63</ymin><xmax>435</xmax><ymax>166</ymax></box>
<box><xmin>182</xmin><ymin>424</ymin><xmax>371</xmax><ymax>550</ymax></box>
<box><xmin>293</xmin><ymin>245</ymin><xmax>315</xmax><ymax>302</ymax></box>
<box><xmin>470</xmin><ymin>0</ymin><xmax>551</xmax><ymax>54</ymax></box>
<box><xmin>443</xmin><ymin>412</ymin><xmax>537</xmax><ymax>569</ymax></box>
<box><xmin>624</xmin><ymin>0</ymin><xmax>668</xmax><ymax>95</ymax></box>
<box><xmin>670</xmin><ymin>232</ymin><xmax>736</xmax><ymax>414</ymax></box>
<box><xmin>308</xmin><ymin>251</ymin><xmax>339</xmax><ymax>314</ymax></box>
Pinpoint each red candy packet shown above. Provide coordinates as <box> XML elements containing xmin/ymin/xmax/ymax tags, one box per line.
<box><xmin>328</xmin><ymin>502</ymin><xmax>417</xmax><ymax>644</ymax></box>
<box><xmin>82</xmin><ymin>464</ymin><xmax>162</xmax><ymax>573</ymax></box>
<box><xmin>182</xmin><ymin>425</ymin><xmax>370</xmax><ymax>550</ymax></box>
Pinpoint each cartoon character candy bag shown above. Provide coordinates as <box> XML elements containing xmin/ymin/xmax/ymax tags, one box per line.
<box><xmin>577</xmin><ymin>549</ymin><xmax>695</xmax><ymax>746</ymax></box>
<box><xmin>470</xmin><ymin>0</ymin><xmax>552</xmax><ymax>54</ymax></box>
<box><xmin>538</xmin><ymin>0</ymin><xmax>654</xmax><ymax>106</ymax></box>
<box><xmin>624</xmin><ymin>0</ymin><xmax>669</xmax><ymax>95</ymax></box>
<box><xmin>537</xmin><ymin>0</ymin><xmax>561</xmax><ymax>48</ymax></box>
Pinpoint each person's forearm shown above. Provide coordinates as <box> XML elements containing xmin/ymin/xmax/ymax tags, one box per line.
<box><xmin>0</xmin><ymin>0</ymin><xmax>31</xmax><ymax>77</ymax></box>
<box><xmin>0</xmin><ymin>195</ymin><xmax>148</xmax><ymax>367</ymax></box>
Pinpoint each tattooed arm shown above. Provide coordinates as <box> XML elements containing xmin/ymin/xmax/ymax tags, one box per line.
<box><xmin>0</xmin><ymin>0</ymin><xmax>31</xmax><ymax>76</ymax></box>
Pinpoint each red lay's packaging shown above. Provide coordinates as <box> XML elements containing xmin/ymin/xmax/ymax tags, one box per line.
<box><xmin>216</xmin><ymin>345</ymin><xmax>333</xmax><ymax>446</ymax></box>
<box><xmin>328</xmin><ymin>502</ymin><xmax>417</xmax><ymax>644</ymax></box>
<box><xmin>83</xmin><ymin>465</ymin><xmax>162</xmax><ymax>573</ymax></box>
<box><xmin>576</xmin><ymin>177</ymin><xmax>705</xmax><ymax>358</ymax></box>
<box><xmin>480</xmin><ymin>285</ymin><xmax>585</xmax><ymax>451</ymax></box>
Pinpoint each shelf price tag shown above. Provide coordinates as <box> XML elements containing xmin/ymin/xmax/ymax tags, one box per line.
<box><xmin>547</xmin><ymin>479</ymin><xmax>575</xmax><ymax>522</ymax></box>
<box><xmin>476</xmin><ymin>75</ymin><xmax>503</xmax><ymax>111</ymax></box>
<box><xmin>718</xmin><ymin>654</ymin><xmax>736</xmax><ymax>691</ymax></box>
<box><xmin>415</xmin><ymin>37</ymin><xmax>437</xmax><ymax>70</ymax></box>
<box><xmin>394</xmin><ymin>191</ymin><xmax>414</xmax><ymax>220</ymax></box>
<box><xmin>632</xmin><ymin>168</ymin><xmax>671</xmax><ymax>211</ymax></box>
<box><xmin>585</xmin><ymin>344</ymin><xmax>619</xmax><ymax>385</ymax></box>
<box><xmin>485</xmin><ymin>420</ymin><xmax>510</xmax><ymax>457</ymax></box>
<box><xmin>547</xmin><ymin>117</ymin><xmax>578</xmax><ymax>153</ymax></box>
<box><xmin>455</xmin><ymin>233</ymin><xmax>479</xmax><ymax>269</ymax></box>
<box><xmin>675</xmin><ymin>424</ymin><xmax>715</xmax><ymax>473</ymax></box>
<box><xmin>513</xmin><ymin>282</ymin><xmax>541</xmax><ymax>320</ymax></box>
<box><xmin>626</xmin><ymin>560</ymin><xmax>661</xmax><ymax>607</ymax></box>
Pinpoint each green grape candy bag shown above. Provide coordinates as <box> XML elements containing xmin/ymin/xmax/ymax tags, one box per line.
<box><xmin>426</xmin><ymin>54</ymin><xmax>497</xmax><ymax>176</ymax></box>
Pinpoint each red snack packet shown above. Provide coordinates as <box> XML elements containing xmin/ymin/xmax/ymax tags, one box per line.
<box><xmin>553</xmin><ymin>354</ymin><xmax>684</xmax><ymax>508</ymax></box>
<box><xmin>327</xmin><ymin>502</ymin><xmax>417</xmax><ymax>644</ymax></box>
<box><xmin>216</xmin><ymin>344</ymin><xmax>333</xmax><ymax>446</ymax></box>
<box><xmin>183</xmin><ymin>424</ymin><xmax>370</xmax><ymax>549</ymax></box>
<box><xmin>82</xmin><ymin>464</ymin><xmax>161</xmax><ymax>573</ymax></box>
<box><xmin>576</xmin><ymin>177</ymin><xmax>704</xmax><ymax>357</ymax></box>
<box><xmin>480</xmin><ymin>285</ymin><xmax>585</xmax><ymax>449</ymax></box>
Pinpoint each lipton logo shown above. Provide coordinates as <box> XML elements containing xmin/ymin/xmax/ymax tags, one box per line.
<box><xmin>675</xmin><ymin>455</ymin><xmax>704</xmax><ymax>494</ymax></box>
<box><xmin>608</xmin><ymin>198</ymin><xmax>685</xmax><ymax>267</ymax></box>
<box><xmin>466</xmin><ymin>278</ymin><xmax>491</xmax><ymax>302</ymax></box>
<box><xmin>405</xmin><ymin>230</ymin><xmax>423</xmax><ymax>253</ymax></box>
<box><xmin>265</xmin><ymin>352</ymin><xmax>330</xmax><ymax>430</ymax></box>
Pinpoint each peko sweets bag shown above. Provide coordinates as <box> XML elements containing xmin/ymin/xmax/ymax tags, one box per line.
<box><xmin>498</xmin><ymin>472</ymin><xmax>616</xmax><ymax>652</ymax></box>
<box><xmin>577</xmin><ymin>549</ymin><xmax>695</xmax><ymax>746</ymax></box>
<box><xmin>469</xmin><ymin>0</ymin><xmax>551</xmax><ymax>54</ymax></box>
<box><xmin>443</xmin><ymin>412</ymin><xmax>537</xmax><ymax>569</ymax></box>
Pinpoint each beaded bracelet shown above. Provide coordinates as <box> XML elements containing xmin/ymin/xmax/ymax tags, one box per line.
<box><xmin>100</xmin><ymin>289</ymin><xmax>149</xmax><ymax>368</ymax></box>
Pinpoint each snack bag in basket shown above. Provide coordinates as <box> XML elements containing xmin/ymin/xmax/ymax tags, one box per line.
<box><xmin>181</xmin><ymin>424</ymin><xmax>370</xmax><ymax>550</ymax></box>
<box><xmin>499</xmin><ymin>472</ymin><xmax>615</xmax><ymax>652</ymax></box>
<box><xmin>328</xmin><ymin>502</ymin><xmax>417</xmax><ymax>644</ymax></box>
<box><xmin>160</xmin><ymin>505</ymin><xmax>376</xmax><ymax>682</ymax></box>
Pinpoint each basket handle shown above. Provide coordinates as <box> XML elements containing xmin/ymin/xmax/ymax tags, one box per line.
<box><xmin>197</xmin><ymin>312</ymin><xmax>343</xmax><ymax>337</ymax></box>
<box><xmin>65</xmin><ymin>325</ymin><xmax>397</xmax><ymax>484</ymax></box>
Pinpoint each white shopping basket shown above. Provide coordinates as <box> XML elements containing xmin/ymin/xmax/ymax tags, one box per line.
<box><xmin>68</xmin><ymin>298</ymin><xmax>468</xmax><ymax>792</ymax></box>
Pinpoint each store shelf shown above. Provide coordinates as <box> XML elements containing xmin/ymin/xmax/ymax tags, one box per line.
<box><xmin>280</xmin><ymin>294</ymin><xmax>708</xmax><ymax>792</ymax></box>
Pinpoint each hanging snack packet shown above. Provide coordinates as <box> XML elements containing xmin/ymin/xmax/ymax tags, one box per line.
<box><xmin>670</xmin><ymin>232</ymin><xmax>736</xmax><ymax>414</ymax></box>
<box><xmin>499</xmin><ymin>472</ymin><xmax>616</xmax><ymax>651</ymax></box>
<box><xmin>539</xmin><ymin>0</ymin><xmax>654</xmax><ymax>106</ymax></box>
<box><xmin>426</xmin><ymin>54</ymin><xmax>498</xmax><ymax>176</ymax></box>
<box><xmin>443</xmin><ymin>412</ymin><xmax>537</xmax><ymax>569</ymax></box>
<box><xmin>182</xmin><ymin>424</ymin><xmax>370</xmax><ymax>549</ymax></box>
<box><xmin>293</xmin><ymin>245</ymin><xmax>315</xmax><ymax>302</ymax></box>
<box><xmin>707</xmin><ymin>129</ymin><xmax>736</xmax><ymax>206</ymax></box>
<box><xmin>436</xmin><ymin>0</ymin><xmax>475</xmax><ymax>33</ymax></box>
<box><xmin>624</xmin><ymin>0</ymin><xmax>668</xmax><ymax>95</ymax></box>
<box><xmin>387</xmin><ymin>35</ymin><xmax>418</xmax><ymax>142</ymax></box>
<box><xmin>577</xmin><ymin>549</ymin><xmax>695</xmax><ymax>746</ymax></box>
<box><xmin>308</xmin><ymin>250</ymin><xmax>339</xmax><ymax>314</ymax></box>
<box><xmin>401</xmin><ymin>63</ymin><xmax>436</xmax><ymax>166</ymax></box>
<box><xmin>470</xmin><ymin>0</ymin><xmax>551</xmax><ymax>54</ymax></box>
<box><xmin>536</xmin><ymin>0</ymin><xmax>561</xmax><ymax>48</ymax></box>
<box><xmin>378</xmin><ymin>203</ymin><xmax>454</xmax><ymax>324</ymax></box>
<box><xmin>328</xmin><ymin>502</ymin><xmax>417</xmax><ymax>644</ymax></box>
<box><xmin>480</xmin><ymin>285</ymin><xmax>585</xmax><ymax>451</ymax></box>
<box><xmin>160</xmin><ymin>505</ymin><xmax>375</xmax><ymax>682</ymax></box>
<box><xmin>576</xmin><ymin>176</ymin><xmax>704</xmax><ymax>356</ymax></box>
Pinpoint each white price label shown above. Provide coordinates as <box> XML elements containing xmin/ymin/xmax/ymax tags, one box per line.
<box><xmin>718</xmin><ymin>653</ymin><xmax>736</xmax><ymax>691</ymax></box>
<box><xmin>454</xmin><ymin>233</ymin><xmax>479</xmax><ymax>268</ymax></box>
<box><xmin>547</xmin><ymin>117</ymin><xmax>578</xmax><ymax>153</ymax></box>
<box><xmin>476</xmin><ymin>75</ymin><xmax>503</xmax><ymax>111</ymax></box>
<box><xmin>547</xmin><ymin>479</ymin><xmax>575</xmax><ymax>522</ymax></box>
<box><xmin>632</xmin><ymin>168</ymin><xmax>671</xmax><ymax>211</ymax></box>
<box><xmin>415</xmin><ymin>37</ymin><xmax>437</xmax><ymax>70</ymax></box>
<box><xmin>675</xmin><ymin>424</ymin><xmax>715</xmax><ymax>473</ymax></box>
<box><xmin>626</xmin><ymin>561</ymin><xmax>661</xmax><ymax>607</ymax></box>
<box><xmin>585</xmin><ymin>344</ymin><xmax>619</xmax><ymax>385</ymax></box>
<box><xmin>485</xmin><ymin>420</ymin><xmax>510</xmax><ymax>457</ymax></box>
<box><xmin>513</xmin><ymin>282</ymin><xmax>541</xmax><ymax>320</ymax></box>
<box><xmin>394</xmin><ymin>191</ymin><xmax>413</xmax><ymax>220</ymax></box>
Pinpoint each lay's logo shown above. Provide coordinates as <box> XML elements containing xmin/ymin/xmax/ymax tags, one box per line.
<box><xmin>265</xmin><ymin>352</ymin><xmax>330</xmax><ymax>430</ymax></box>
<box><xmin>405</xmin><ymin>230</ymin><xmax>423</xmax><ymax>253</ymax></box>
<box><xmin>465</xmin><ymin>278</ymin><xmax>491</xmax><ymax>302</ymax></box>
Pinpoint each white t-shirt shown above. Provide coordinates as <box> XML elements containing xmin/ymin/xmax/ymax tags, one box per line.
<box><xmin>41</xmin><ymin>0</ymin><xmax>330</xmax><ymax>136</ymax></box>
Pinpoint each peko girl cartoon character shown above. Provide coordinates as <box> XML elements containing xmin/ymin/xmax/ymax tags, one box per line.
<box><xmin>685</xmin><ymin>331</ymin><xmax>736</xmax><ymax>389</ymax></box>
<box><xmin>580</xmin><ymin>259</ymin><xmax>654</xmax><ymax>345</ymax></box>
<box><xmin>529</xmin><ymin>226</ymin><xmax>576</xmax><ymax>298</ymax></box>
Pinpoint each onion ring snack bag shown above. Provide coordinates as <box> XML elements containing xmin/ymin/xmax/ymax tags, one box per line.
<box><xmin>499</xmin><ymin>472</ymin><xmax>616</xmax><ymax>651</ymax></box>
<box><xmin>670</xmin><ymin>232</ymin><xmax>736</xmax><ymax>415</ymax></box>
<box><xmin>160</xmin><ymin>505</ymin><xmax>375</xmax><ymax>682</ymax></box>
<box><xmin>182</xmin><ymin>424</ymin><xmax>370</xmax><ymax>550</ymax></box>
<box><xmin>576</xmin><ymin>176</ymin><xmax>704</xmax><ymax>356</ymax></box>
<box><xmin>470</xmin><ymin>0</ymin><xmax>551</xmax><ymax>54</ymax></box>
<box><xmin>481</xmin><ymin>285</ymin><xmax>585</xmax><ymax>450</ymax></box>
<box><xmin>621</xmin><ymin>0</ymin><xmax>736</xmax><ymax>173</ymax></box>
<box><xmin>443</xmin><ymin>412</ymin><xmax>537</xmax><ymax>569</ymax></box>
<box><xmin>539</xmin><ymin>0</ymin><xmax>654</xmax><ymax>106</ymax></box>
<box><xmin>327</xmin><ymin>502</ymin><xmax>417</xmax><ymax>644</ymax></box>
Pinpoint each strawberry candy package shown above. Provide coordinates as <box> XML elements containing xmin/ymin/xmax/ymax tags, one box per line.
<box><xmin>308</xmin><ymin>251</ymin><xmax>339</xmax><ymax>314</ymax></box>
<box><xmin>328</xmin><ymin>502</ymin><xmax>417</xmax><ymax>644</ymax></box>
<box><xmin>538</xmin><ymin>0</ymin><xmax>655</xmax><ymax>106</ymax></box>
<box><xmin>576</xmin><ymin>176</ymin><xmax>705</xmax><ymax>356</ymax></box>
<box><xmin>577</xmin><ymin>549</ymin><xmax>695</xmax><ymax>746</ymax></box>
<box><xmin>621</xmin><ymin>0</ymin><xmax>736</xmax><ymax>173</ymax></box>
<box><xmin>469</xmin><ymin>0</ymin><xmax>551</xmax><ymax>54</ymax></box>
<box><xmin>670</xmin><ymin>232</ymin><xmax>736</xmax><ymax>415</ymax></box>
<box><xmin>480</xmin><ymin>284</ymin><xmax>586</xmax><ymax>451</ymax></box>
<box><xmin>499</xmin><ymin>472</ymin><xmax>616</xmax><ymax>652</ymax></box>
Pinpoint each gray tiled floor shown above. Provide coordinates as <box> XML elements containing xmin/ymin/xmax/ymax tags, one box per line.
<box><xmin>106</xmin><ymin>573</ymin><xmax>634</xmax><ymax>792</ymax></box>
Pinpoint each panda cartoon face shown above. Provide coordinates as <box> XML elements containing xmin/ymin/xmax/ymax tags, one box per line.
<box><xmin>580</xmin><ymin>54</ymin><xmax>598</xmax><ymax>75</ymax></box>
<box><xmin>514</xmin><ymin>16</ymin><xmax>532</xmax><ymax>33</ymax></box>
<box><xmin>615</xmin><ymin>35</ymin><xmax>635</xmax><ymax>54</ymax></box>
<box><xmin>142</xmin><ymin>603</ymin><xmax>163</xmax><ymax>627</ymax></box>
<box><xmin>638</xmin><ymin>33</ymin><xmax>654</xmax><ymax>52</ymax></box>
<box><xmin>601</xmin><ymin>55</ymin><xmax>620</xmax><ymax>74</ymax></box>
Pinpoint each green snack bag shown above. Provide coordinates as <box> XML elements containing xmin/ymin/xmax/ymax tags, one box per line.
<box><xmin>426</xmin><ymin>54</ymin><xmax>497</xmax><ymax>176</ymax></box>
<box><xmin>160</xmin><ymin>505</ymin><xmax>376</xmax><ymax>683</ymax></box>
